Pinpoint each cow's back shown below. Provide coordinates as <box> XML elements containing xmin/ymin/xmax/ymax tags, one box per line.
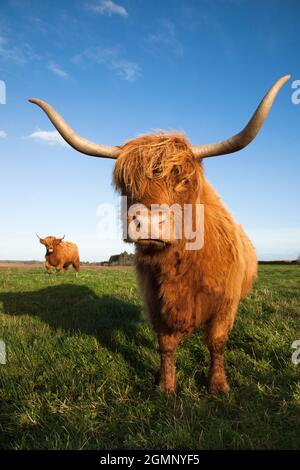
<box><xmin>63</xmin><ymin>241</ymin><xmax>78</xmax><ymax>256</ymax></box>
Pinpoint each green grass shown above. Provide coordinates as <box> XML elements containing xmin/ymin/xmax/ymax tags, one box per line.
<box><xmin>0</xmin><ymin>265</ymin><xmax>299</xmax><ymax>450</ymax></box>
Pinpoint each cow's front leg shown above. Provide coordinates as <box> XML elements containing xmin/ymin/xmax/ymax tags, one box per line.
<box><xmin>207</xmin><ymin>338</ymin><xmax>230</xmax><ymax>394</ymax></box>
<box><xmin>63</xmin><ymin>263</ymin><xmax>71</xmax><ymax>272</ymax></box>
<box><xmin>45</xmin><ymin>260</ymin><xmax>52</xmax><ymax>275</ymax></box>
<box><xmin>158</xmin><ymin>332</ymin><xmax>181</xmax><ymax>394</ymax></box>
<box><xmin>204</xmin><ymin>304</ymin><xmax>237</xmax><ymax>394</ymax></box>
<box><xmin>55</xmin><ymin>263</ymin><xmax>63</xmax><ymax>273</ymax></box>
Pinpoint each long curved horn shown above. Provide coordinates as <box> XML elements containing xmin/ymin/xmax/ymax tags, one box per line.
<box><xmin>28</xmin><ymin>98</ymin><xmax>120</xmax><ymax>159</ymax></box>
<box><xmin>36</xmin><ymin>233</ymin><xmax>43</xmax><ymax>242</ymax></box>
<box><xmin>192</xmin><ymin>75</ymin><xmax>291</xmax><ymax>159</ymax></box>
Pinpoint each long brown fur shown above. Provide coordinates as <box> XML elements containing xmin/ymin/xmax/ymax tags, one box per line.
<box><xmin>114</xmin><ymin>132</ymin><xmax>200</xmax><ymax>199</ymax></box>
<box><xmin>114</xmin><ymin>132</ymin><xmax>257</xmax><ymax>394</ymax></box>
<box><xmin>39</xmin><ymin>236</ymin><xmax>80</xmax><ymax>274</ymax></box>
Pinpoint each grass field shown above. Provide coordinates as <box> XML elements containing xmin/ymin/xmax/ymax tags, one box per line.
<box><xmin>0</xmin><ymin>265</ymin><xmax>299</xmax><ymax>450</ymax></box>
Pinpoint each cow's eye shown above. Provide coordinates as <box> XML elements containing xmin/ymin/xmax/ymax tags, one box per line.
<box><xmin>175</xmin><ymin>178</ymin><xmax>189</xmax><ymax>193</ymax></box>
<box><xmin>173</xmin><ymin>166</ymin><xmax>181</xmax><ymax>177</ymax></box>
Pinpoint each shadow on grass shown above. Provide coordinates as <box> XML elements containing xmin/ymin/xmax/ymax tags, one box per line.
<box><xmin>0</xmin><ymin>284</ymin><xmax>155</xmax><ymax>380</ymax></box>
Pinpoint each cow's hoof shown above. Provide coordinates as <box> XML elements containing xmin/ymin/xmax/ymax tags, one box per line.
<box><xmin>157</xmin><ymin>381</ymin><xmax>176</xmax><ymax>395</ymax></box>
<box><xmin>209</xmin><ymin>376</ymin><xmax>230</xmax><ymax>394</ymax></box>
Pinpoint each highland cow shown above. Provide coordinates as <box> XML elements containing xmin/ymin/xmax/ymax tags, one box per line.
<box><xmin>37</xmin><ymin>235</ymin><xmax>80</xmax><ymax>274</ymax></box>
<box><xmin>30</xmin><ymin>75</ymin><xmax>290</xmax><ymax>393</ymax></box>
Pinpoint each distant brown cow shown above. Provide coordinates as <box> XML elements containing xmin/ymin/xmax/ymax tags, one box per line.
<box><xmin>37</xmin><ymin>235</ymin><xmax>80</xmax><ymax>274</ymax></box>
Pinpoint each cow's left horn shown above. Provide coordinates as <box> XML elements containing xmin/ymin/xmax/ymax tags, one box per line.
<box><xmin>28</xmin><ymin>98</ymin><xmax>120</xmax><ymax>159</ymax></box>
<box><xmin>192</xmin><ymin>75</ymin><xmax>291</xmax><ymax>159</ymax></box>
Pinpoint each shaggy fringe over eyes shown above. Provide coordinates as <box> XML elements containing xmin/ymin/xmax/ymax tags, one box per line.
<box><xmin>113</xmin><ymin>132</ymin><xmax>200</xmax><ymax>199</ymax></box>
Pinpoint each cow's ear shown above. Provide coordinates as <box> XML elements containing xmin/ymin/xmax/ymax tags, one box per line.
<box><xmin>55</xmin><ymin>236</ymin><xmax>65</xmax><ymax>245</ymax></box>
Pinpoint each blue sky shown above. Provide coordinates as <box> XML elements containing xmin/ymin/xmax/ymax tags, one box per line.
<box><xmin>0</xmin><ymin>0</ymin><xmax>299</xmax><ymax>261</ymax></box>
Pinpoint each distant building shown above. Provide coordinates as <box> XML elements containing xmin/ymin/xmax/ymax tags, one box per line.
<box><xmin>108</xmin><ymin>251</ymin><xmax>134</xmax><ymax>266</ymax></box>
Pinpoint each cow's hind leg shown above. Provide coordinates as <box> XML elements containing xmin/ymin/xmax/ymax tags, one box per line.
<box><xmin>204</xmin><ymin>302</ymin><xmax>238</xmax><ymax>394</ymax></box>
<box><xmin>158</xmin><ymin>332</ymin><xmax>181</xmax><ymax>394</ymax></box>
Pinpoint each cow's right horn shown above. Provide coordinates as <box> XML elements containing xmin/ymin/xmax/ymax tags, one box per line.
<box><xmin>28</xmin><ymin>98</ymin><xmax>120</xmax><ymax>159</ymax></box>
<box><xmin>192</xmin><ymin>75</ymin><xmax>291</xmax><ymax>159</ymax></box>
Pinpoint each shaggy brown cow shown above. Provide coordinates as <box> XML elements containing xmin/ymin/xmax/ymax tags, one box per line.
<box><xmin>37</xmin><ymin>235</ymin><xmax>80</xmax><ymax>274</ymax></box>
<box><xmin>30</xmin><ymin>75</ymin><xmax>289</xmax><ymax>393</ymax></box>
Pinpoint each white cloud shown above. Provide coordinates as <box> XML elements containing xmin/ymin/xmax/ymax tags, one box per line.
<box><xmin>47</xmin><ymin>62</ymin><xmax>68</xmax><ymax>79</ymax></box>
<box><xmin>0</xmin><ymin>36</ymin><xmax>26</xmax><ymax>64</ymax></box>
<box><xmin>0</xmin><ymin>36</ymin><xmax>40</xmax><ymax>64</ymax></box>
<box><xmin>0</xmin><ymin>130</ymin><xmax>7</xmax><ymax>139</ymax></box>
<box><xmin>87</xmin><ymin>0</ymin><xmax>128</xmax><ymax>18</ymax></box>
<box><xmin>73</xmin><ymin>46</ymin><xmax>140</xmax><ymax>81</ymax></box>
<box><xmin>27</xmin><ymin>129</ymin><xmax>68</xmax><ymax>147</ymax></box>
<box><xmin>148</xmin><ymin>19</ymin><xmax>184</xmax><ymax>56</ymax></box>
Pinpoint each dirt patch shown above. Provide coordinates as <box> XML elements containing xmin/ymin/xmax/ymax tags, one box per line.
<box><xmin>0</xmin><ymin>262</ymin><xmax>44</xmax><ymax>270</ymax></box>
<box><xmin>0</xmin><ymin>262</ymin><xmax>133</xmax><ymax>271</ymax></box>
